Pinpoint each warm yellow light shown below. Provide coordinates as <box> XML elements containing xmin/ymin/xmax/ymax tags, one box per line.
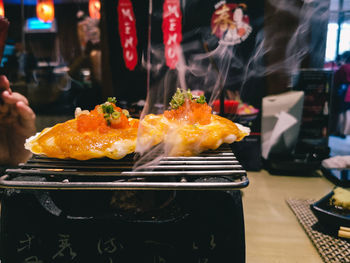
<box><xmin>36</xmin><ymin>0</ymin><xmax>55</xmax><ymax>22</ymax></box>
<box><xmin>89</xmin><ymin>0</ymin><xmax>101</xmax><ymax>20</ymax></box>
<box><xmin>0</xmin><ymin>0</ymin><xmax>5</xmax><ymax>17</ymax></box>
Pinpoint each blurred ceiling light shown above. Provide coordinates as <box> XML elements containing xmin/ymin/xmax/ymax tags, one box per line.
<box><xmin>36</xmin><ymin>0</ymin><xmax>54</xmax><ymax>22</ymax></box>
<box><xmin>89</xmin><ymin>0</ymin><xmax>100</xmax><ymax>20</ymax></box>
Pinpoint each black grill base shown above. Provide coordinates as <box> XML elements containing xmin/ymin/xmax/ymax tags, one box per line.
<box><xmin>0</xmin><ymin>190</ymin><xmax>245</xmax><ymax>263</ymax></box>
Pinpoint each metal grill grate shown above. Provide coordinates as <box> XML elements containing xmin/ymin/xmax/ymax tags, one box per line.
<box><xmin>0</xmin><ymin>146</ymin><xmax>248</xmax><ymax>190</ymax></box>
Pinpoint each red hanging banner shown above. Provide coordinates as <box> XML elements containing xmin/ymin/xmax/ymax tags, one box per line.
<box><xmin>117</xmin><ymin>0</ymin><xmax>138</xmax><ymax>71</ymax></box>
<box><xmin>162</xmin><ymin>0</ymin><xmax>182</xmax><ymax>69</ymax></box>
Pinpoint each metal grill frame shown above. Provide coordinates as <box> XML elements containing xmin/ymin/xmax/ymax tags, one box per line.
<box><xmin>0</xmin><ymin>146</ymin><xmax>249</xmax><ymax>190</ymax></box>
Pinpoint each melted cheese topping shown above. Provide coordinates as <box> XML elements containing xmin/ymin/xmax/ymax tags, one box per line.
<box><xmin>138</xmin><ymin>113</ymin><xmax>250</xmax><ymax>156</ymax></box>
<box><xmin>25</xmin><ymin>117</ymin><xmax>139</xmax><ymax>160</ymax></box>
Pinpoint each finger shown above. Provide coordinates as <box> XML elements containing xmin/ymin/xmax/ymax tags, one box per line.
<box><xmin>0</xmin><ymin>104</ymin><xmax>17</xmax><ymax>126</ymax></box>
<box><xmin>16</xmin><ymin>101</ymin><xmax>36</xmax><ymax>130</ymax></box>
<box><xmin>1</xmin><ymin>91</ymin><xmax>29</xmax><ymax>105</ymax></box>
<box><xmin>0</xmin><ymin>75</ymin><xmax>11</xmax><ymax>94</ymax></box>
<box><xmin>0</xmin><ymin>102</ymin><xmax>10</xmax><ymax>117</ymax></box>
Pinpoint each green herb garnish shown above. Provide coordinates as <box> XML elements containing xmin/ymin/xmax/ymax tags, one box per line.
<box><xmin>100</xmin><ymin>98</ymin><xmax>129</xmax><ymax>126</ymax></box>
<box><xmin>122</xmin><ymin>109</ymin><xmax>130</xmax><ymax>118</ymax></box>
<box><xmin>196</xmin><ymin>95</ymin><xmax>206</xmax><ymax>104</ymax></box>
<box><xmin>107</xmin><ymin>97</ymin><xmax>117</xmax><ymax>104</ymax></box>
<box><xmin>169</xmin><ymin>88</ymin><xmax>207</xmax><ymax>109</ymax></box>
<box><xmin>185</xmin><ymin>89</ymin><xmax>193</xmax><ymax>100</ymax></box>
<box><xmin>169</xmin><ymin>88</ymin><xmax>193</xmax><ymax>109</ymax></box>
<box><xmin>101</xmin><ymin>104</ymin><xmax>114</xmax><ymax>114</ymax></box>
<box><xmin>112</xmin><ymin>111</ymin><xmax>121</xmax><ymax>119</ymax></box>
<box><xmin>170</xmin><ymin>88</ymin><xmax>185</xmax><ymax>109</ymax></box>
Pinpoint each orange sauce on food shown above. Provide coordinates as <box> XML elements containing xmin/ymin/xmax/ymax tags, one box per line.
<box><xmin>38</xmin><ymin>119</ymin><xmax>137</xmax><ymax>159</ymax></box>
<box><xmin>163</xmin><ymin>99</ymin><xmax>212</xmax><ymax>125</ymax></box>
<box><xmin>32</xmin><ymin>103</ymin><xmax>140</xmax><ymax>160</ymax></box>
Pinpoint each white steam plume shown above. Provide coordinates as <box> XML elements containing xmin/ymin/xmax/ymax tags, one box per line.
<box><xmin>133</xmin><ymin>0</ymin><xmax>330</xmax><ymax>169</ymax></box>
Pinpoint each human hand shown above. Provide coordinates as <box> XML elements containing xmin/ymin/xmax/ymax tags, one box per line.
<box><xmin>0</xmin><ymin>76</ymin><xmax>36</xmax><ymax>166</ymax></box>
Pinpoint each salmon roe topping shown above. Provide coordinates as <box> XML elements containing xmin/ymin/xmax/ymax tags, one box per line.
<box><xmin>164</xmin><ymin>99</ymin><xmax>212</xmax><ymax>125</ymax></box>
<box><xmin>77</xmin><ymin>104</ymin><xmax>133</xmax><ymax>133</ymax></box>
<box><xmin>77</xmin><ymin>112</ymin><xmax>107</xmax><ymax>133</ymax></box>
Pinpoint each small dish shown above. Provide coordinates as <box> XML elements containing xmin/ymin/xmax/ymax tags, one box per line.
<box><xmin>310</xmin><ymin>190</ymin><xmax>350</xmax><ymax>229</ymax></box>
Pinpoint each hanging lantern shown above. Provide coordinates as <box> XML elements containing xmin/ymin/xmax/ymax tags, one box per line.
<box><xmin>0</xmin><ymin>0</ymin><xmax>5</xmax><ymax>17</ymax></box>
<box><xmin>89</xmin><ymin>0</ymin><xmax>100</xmax><ymax>20</ymax></box>
<box><xmin>36</xmin><ymin>0</ymin><xmax>55</xmax><ymax>23</ymax></box>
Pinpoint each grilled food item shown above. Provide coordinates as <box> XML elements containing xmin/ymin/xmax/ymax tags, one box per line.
<box><xmin>25</xmin><ymin>98</ymin><xmax>139</xmax><ymax>160</ymax></box>
<box><xmin>330</xmin><ymin>187</ymin><xmax>350</xmax><ymax>210</ymax></box>
<box><xmin>137</xmin><ymin>89</ymin><xmax>250</xmax><ymax>156</ymax></box>
<box><xmin>25</xmin><ymin>90</ymin><xmax>249</xmax><ymax>160</ymax></box>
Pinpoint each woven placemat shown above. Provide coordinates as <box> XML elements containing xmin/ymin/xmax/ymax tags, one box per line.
<box><xmin>286</xmin><ymin>199</ymin><xmax>350</xmax><ymax>263</ymax></box>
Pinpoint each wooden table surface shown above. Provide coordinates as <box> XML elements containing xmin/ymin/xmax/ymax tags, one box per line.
<box><xmin>243</xmin><ymin>170</ymin><xmax>335</xmax><ymax>263</ymax></box>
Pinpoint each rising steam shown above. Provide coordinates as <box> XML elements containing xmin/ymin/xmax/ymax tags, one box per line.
<box><xmin>133</xmin><ymin>0</ymin><xmax>330</xmax><ymax>169</ymax></box>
